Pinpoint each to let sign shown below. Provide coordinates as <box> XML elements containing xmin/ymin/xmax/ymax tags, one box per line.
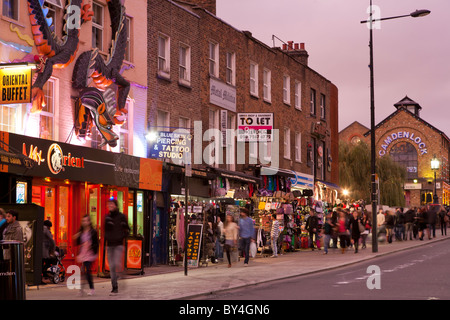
<box><xmin>0</xmin><ymin>67</ymin><xmax>32</xmax><ymax>105</ymax></box>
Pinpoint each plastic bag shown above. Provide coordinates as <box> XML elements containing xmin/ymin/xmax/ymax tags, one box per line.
<box><xmin>250</xmin><ymin>241</ymin><xmax>257</xmax><ymax>258</ymax></box>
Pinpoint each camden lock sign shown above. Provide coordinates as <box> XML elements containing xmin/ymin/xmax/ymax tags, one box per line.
<box><xmin>378</xmin><ymin>131</ymin><xmax>427</xmax><ymax>156</ymax></box>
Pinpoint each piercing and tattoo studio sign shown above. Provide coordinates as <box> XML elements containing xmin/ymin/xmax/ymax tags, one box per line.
<box><xmin>0</xmin><ymin>65</ymin><xmax>32</xmax><ymax>104</ymax></box>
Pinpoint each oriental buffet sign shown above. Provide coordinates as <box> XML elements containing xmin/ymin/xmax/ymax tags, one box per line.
<box><xmin>22</xmin><ymin>142</ymin><xmax>85</xmax><ymax>175</ymax></box>
<box><xmin>378</xmin><ymin>131</ymin><xmax>427</xmax><ymax>157</ymax></box>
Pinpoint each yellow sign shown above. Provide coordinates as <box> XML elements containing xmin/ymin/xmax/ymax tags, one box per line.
<box><xmin>0</xmin><ymin>67</ymin><xmax>32</xmax><ymax>104</ymax></box>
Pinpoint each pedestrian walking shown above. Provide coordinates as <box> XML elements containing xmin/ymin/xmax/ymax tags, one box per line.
<box><xmin>238</xmin><ymin>208</ymin><xmax>254</xmax><ymax>266</ymax></box>
<box><xmin>270</xmin><ymin>214</ymin><xmax>280</xmax><ymax>257</ymax></box>
<box><xmin>417</xmin><ymin>206</ymin><xmax>428</xmax><ymax>241</ymax></box>
<box><xmin>105</xmin><ymin>199</ymin><xmax>129</xmax><ymax>295</ymax></box>
<box><xmin>376</xmin><ymin>208</ymin><xmax>386</xmax><ymax>241</ymax></box>
<box><xmin>360</xmin><ymin>211</ymin><xmax>371</xmax><ymax>249</ymax></box>
<box><xmin>214</xmin><ymin>216</ymin><xmax>224</xmax><ymax>261</ymax></box>
<box><xmin>322</xmin><ymin>217</ymin><xmax>333</xmax><ymax>254</ymax></box>
<box><xmin>306</xmin><ymin>210</ymin><xmax>319</xmax><ymax>251</ymax></box>
<box><xmin>427</xmin><ymin>204</ymin><xmax>438</xmax><ymax>239</ymax></box>
<box><xmin>74</xmin><ymin>215</ymin><xmax>99</xmax><ymax>296</ymax></box>
<box><xmin>384</xmin><ymin>210</ymin><xmax>395</xmax><ymax>243</ymax></box>
<box><xmin>223</xmin><ymin>214</ymin><xmax>238</xmax><ymax>268</ymax></box>
<box><xmin>42</xmin><ymin>220</ymin><xmax>56</xmax><ymax>281</ymax></box>
<box><xmin>348</xmin><ymin>210</ymin><xmax>362</xmax><ymax>253</ymax></box>
<box><xmin>395</xmin><ymin>208</ymin><xmax>405</xmax><ymax>241</ymax></box>
<box><xmin>337</xmin><ymin>210</ymin><xmax>349</xmax><ymax>254</ymax></box>
<box><xmin>438</xmin><ymin>205</ymin><xmax>448</xmax><ymax>236</ymax></box>
<box><xmin>404</xmin><ymin>208</ymin><xmax>415</xmax><ymax>240</ymax></box>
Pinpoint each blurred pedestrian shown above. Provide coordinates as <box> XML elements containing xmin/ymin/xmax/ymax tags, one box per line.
<box><xmin>322</xmin><ymin>216</ymin><xmax>333</xmax><ymax>254</ymax></box>
<box><xmin>214</xmin><ymin>216</ymin><xmax>224</xmax><ymax>261</ymax></box>
<box><xmin>337</xmin><ymin>210</ymin><xmax>349</xmax><ymax>254</ymax></box>
<box><xmin>377</xmin><ymin>208</ymin><xmax>386</xmax><ymax>240</ymax></box>
<box><xmin>238</xmin><ymin>208</ymin><xmax>254</xmax><ymax>266</ymax></box>
<box><xmin>384</xmin><ymin>210</ymin><xmax>395</xmax><ymax>243</ymax></box>
<box><xmin>270</xmin><ymin>214</ymin><xmax>280</xmax><ymax>257</ymax></box>
<box><xmin>417</xmin><ymin>206</ymin><xmax>428</xmax><ymax>241</ymax></box>
<box><xmin>105</xmin><ymin>199</ymin><xmax>129</xmax><ymax>295</ymax></box>
<box><xmin>427</xmin><ymin>204</ymin><xmax>437</xmax><ymax>239</ymax></box>
<box><xmin>360</xmin><ymin>211</ymin><xmax>371</xmax><ymax>249</ymax></box>
<box><xmin>42</xmin><ymin>220</ymin><xmax>56</xmax><ymax>282</ymax></box>
<box><xmin>306</xmin><ymin>210</ymin><xmax>319</xmax><ymax>251</ymax></box>
<box><xmin>74</xmin><ymin>215</ymin><xmax>99</xmax><ymax>296</ymax></box>
<box><xmin>348</xmin><ymin>210</ymin><xmax>362</xmax><ymax>253</ymax></box>
<box><xmin>395</xmin><ymin>208</ymin><xmax>405</xmax><ymax>241</ymax></box>
<box><xmin>438</xmin><ymin>205</ymin><xmax>448</xmax><ymax>236</ymax></box>
<box><xmin>404</xmin><ymin>208</ymin><xmax>415</xmax><ymax>240</ymax></box>
<box><xmin>223</xmin><ymin>214</ymin><xmax>238</xmax><ymax>268</ymax></box>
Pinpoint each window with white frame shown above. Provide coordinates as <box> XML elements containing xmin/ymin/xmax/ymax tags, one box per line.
<box><xmin>39</xmin><ymin>78</ymin><xmax>57</xmax><ymax>140</ymax></box>
<box><xmin>226</xmin><ymin>52</ymin><xmax>236</xmax><ymax>85</ymax></box>
<box><xmin>283</xmin><ymin>75</ymin><xmax>290</xmax><ymax>105</ymax></box>
<box><xmin>295</xmin><ymin>132</ymin><xmax>302</xmax><ymax>163</ymax></box>
<box><xmin>263</xmin><ymin>69</ymin><xmax>271</xmax><ymax>102</ymax></box>
<box><xmin>92</xmin><ymin>2</ymin><xmax>104</xmax><ymax>50</ymax></box>
<box><xmin>284</xmin><ymin>127</ymin><xmax>291</xmax><ymax>159</ymax></box>
<box><xmin>209</xmin><ymin>41</ymin><xmax>219</xmax><ymax>77</ymax></box>
<box><xmin>295</xmin><ymin>81</ymin><xmax>302</xmax><ymax>110</ymax></box>
<box><xmin>262</xmin><ymin>140</ymin><xmax>272</xmax><ymax>164</ymax></box>
<box><xmin>179</xmin><ymin>116</ymin><xmax>191</xmax><ymax>130</ymax></box>
<box><xmin>310</xmin><ymin>88</ymin><xmax>316</xmax><ymax>115</ymax></box>
<box><xmin>45</xmin><ymin>0</ymin><xmax>62</xmax><ymax>8</ymax></box>
<box><xmin>118</xmin><ymin>100</ymin><xmax>131</xmax><ymax>154</ymax></box>
<box><xmin>250</xmin><ymin>62</ymin><xmax>258</xmax><ymax>97</ymax></box>
<box><xmin>179</xmin><ymin>44</ymin><xmax>191</xmax><ymax>84</ymax></box>
<box><xmin>2</xmin><ymin>0</ymin><xmax>19</xmax><ymax>21</ymax></box>
<box><xmin>320</xmin><ymin>94</ymin><xmax>326</xmax><ymax>120</ymax></box>
<box><xmin>158</xmin><ymin>33</ymin><xmax>170</xmax><ymax>77</ymax></box>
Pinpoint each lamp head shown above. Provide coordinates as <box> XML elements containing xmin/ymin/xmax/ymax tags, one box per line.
<box><xmin>410</xmin><ymin>9</ymin><xmax>431</xmax><ymax>18</ymax></box>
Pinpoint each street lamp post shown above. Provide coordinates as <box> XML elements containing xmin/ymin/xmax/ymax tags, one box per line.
<box><xmin>431</xmin><ymin>155</ymin><xmax>440</xmax><ymax>204</ymax></box>
<box><xmin>361</xmin><ymin>1</ymin><xmax>430</xmax><ymax>253</ymax></box>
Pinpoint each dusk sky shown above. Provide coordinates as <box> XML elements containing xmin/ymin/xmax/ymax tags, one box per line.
<box><xmin>217</xmin><ymin>0</ymin><xmax>450</xmax><ymax>136</ymax></box>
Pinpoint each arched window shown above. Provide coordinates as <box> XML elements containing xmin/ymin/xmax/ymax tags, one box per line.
<box><xmin>389</xmin><ymin>142</ymin><xmax>418</xmax><ymax>179</ymax></box>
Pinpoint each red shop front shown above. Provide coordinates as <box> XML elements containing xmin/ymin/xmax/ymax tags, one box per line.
<box><xmin>0</xmin><ymin>131</ymin><xmax>162</xmax><ymax>274</ymax></box>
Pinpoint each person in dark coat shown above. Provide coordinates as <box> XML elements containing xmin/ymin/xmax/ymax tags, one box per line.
<box><xmin>105</xmin><ymin>199</ymin><xmax>129</xmax><ymax>295</ymax></box>
<box><xmin>427</xmin><ymin>204</ymin><xmax>438</xmax><ymax>239</ymax></box>
<box><xmin>404</xmin><ymin>208</ymin><xmax>415</xmax><ymax>240</ymax></box>
<box><xmin>348</xmin><ymin>211</ymin><xmax>362</xmax><ymax>253</ymax></box>
<box><xmin>384</xmin><ymin>210</ymin><xmax>395</xmax><ymax>243</ymax></box>
<box><xmin>306</xmin><ymin>210</ymin><xmax>319</xmax><ymax>251</ymax></box>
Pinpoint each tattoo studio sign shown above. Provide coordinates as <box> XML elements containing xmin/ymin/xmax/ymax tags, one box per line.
<box><xmin>378</xmin><ymin>131</ymin><xmax>427</xmax><ymax>156</ymax></box>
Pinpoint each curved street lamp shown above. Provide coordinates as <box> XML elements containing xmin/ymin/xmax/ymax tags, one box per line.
<box><xmin>361</xmin><ymin>1</ymin><xmax>430</xmax><ymax>253</ymax></box>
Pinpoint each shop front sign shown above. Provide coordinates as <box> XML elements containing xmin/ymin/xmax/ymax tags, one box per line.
<box><xmin>210</xmin><ymin>78</ymin><xmax>236</xmax><ymax>112</ymax></box>
<box><xmin>0</xmin><ymin>65</ymin><xmax>32</xmax><ymax>105</ymax></box>
<box><xmin>185</xmin><ymin>224</ymin><xmax>203</xmax><ymax>268</ymax></box>
<box><xmin>1</xmin><ymin>131</ymin><xmax>163</xmax><ymax>191</ymax></box>
<box><xmin>378</xmin><ymin>131</ymin><xmax>427</xmax><ymax>156</ymax></box>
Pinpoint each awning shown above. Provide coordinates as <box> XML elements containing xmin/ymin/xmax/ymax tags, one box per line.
<box><xmin>213</xmin><ymin>167</ymin><xmax>261</xmax><ymax>184</ymax></box>
<box><xmin>317</xmin><ymin>179</ymin><xmax>341</xmax><ymax>191</ymax></box>
<box><xmin>0</xmin><ymin>148</ymin><xmax>34</xmax><ymax>169</ymax></box>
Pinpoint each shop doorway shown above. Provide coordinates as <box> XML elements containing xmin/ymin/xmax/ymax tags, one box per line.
<box><xmin>152</xmin><ymin>207</ymin><xmax>168</xmax><ymax>265</ymax></box>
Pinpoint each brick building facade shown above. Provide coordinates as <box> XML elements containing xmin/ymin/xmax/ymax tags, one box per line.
<box><xmin>148</xmin><ymin>0</ymin><xmax>340</xmax><ymax>202</ymax></box>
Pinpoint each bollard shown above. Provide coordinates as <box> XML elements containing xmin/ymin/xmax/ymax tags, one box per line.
<box><xmin>0</xmin><ymin>241</ymin><xmax>26</xmax><ymax>300</ymax></box>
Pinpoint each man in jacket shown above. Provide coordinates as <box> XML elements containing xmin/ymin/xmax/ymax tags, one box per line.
<box><xmin>238</xmin><ymin>208</ymin><xmax>254</xmax><ymax>266</ymax></box>
<box><xmin>270</xmin><ymin>214</ymin><xmax>280</xmax><ymax>257</ymax></box>
<box><xmin>3</xmin><ymin>210</ymin><xmax>23</xmax><ymax>260</ymax></box>
<box><xmin>105</xmin><ymin>200</ymin><xmax>129</xmax><ymax>295</ymax></box>
<box><xmin>306</xmin><ymin>210</ymin><xmax>319</xmax><ymax>251</ymax></box>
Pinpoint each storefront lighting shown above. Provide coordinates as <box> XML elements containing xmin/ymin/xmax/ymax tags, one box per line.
<box><xmin>342</xmin><ymin>189</ymin><xmax>349</xmax><ymax>197</ymax></box>
<box><xmin>44</xmin><ymin>177</ymin><xmax>51</xmax><ymax>182</ymax></box>
<box><xmin>413</xmin><ymin>179</ymin><xmax>418</xmax><ymax>184</ymax></box>
<box><xmin>0</xmin><ymin>62</ymin><xmax>37</xmax><ymax>70</ymax></box>
<box><xmin>64</xmin><ymin>179</ymin><xmax>70</xmax><ymax>184</ymax></box>
<box><xmin>145</xmin><ymin>131</ymin><xmax>158</xmax><ymax>142</ymax></box>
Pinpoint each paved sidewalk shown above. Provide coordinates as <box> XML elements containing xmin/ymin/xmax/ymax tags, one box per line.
<box><xmin>26</xmin><ymin>233</ymin><xmax>450</xmax><ymax>300</ymax></box>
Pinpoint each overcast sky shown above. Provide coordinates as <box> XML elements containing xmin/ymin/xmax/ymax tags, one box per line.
<box><xmin>217</xmin><ymin>0</ymin><xmax>450</xmax><ymax>136</ymax></box>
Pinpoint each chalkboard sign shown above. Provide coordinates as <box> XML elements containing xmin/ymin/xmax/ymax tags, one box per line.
<box><xmin>185</xmin><ymin>224</ymin><xmax>203</xmax><ymax>268</ymax></box>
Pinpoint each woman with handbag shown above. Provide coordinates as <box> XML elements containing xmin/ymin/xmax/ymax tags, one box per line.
<box><xmin>223</xmin><ymin>214</ymin><xmax>238</xmax><ymax>268</ymax></box>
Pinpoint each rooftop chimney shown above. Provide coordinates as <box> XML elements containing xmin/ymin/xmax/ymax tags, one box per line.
<box><xmin>282</xmin><ymin>41</ymin><xmax>309</xmax><ymax>66</ymax></box>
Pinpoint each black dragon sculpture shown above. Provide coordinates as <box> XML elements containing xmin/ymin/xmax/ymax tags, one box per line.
<box><xmin>27</xmin><ymin>0</ymin><xmax>93</xmax><ymax>113</ymax></box>
<box><xmin>72</xmin><ymin>0</ymin><xmax>130</xmax><ymax>148</ymax></box>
